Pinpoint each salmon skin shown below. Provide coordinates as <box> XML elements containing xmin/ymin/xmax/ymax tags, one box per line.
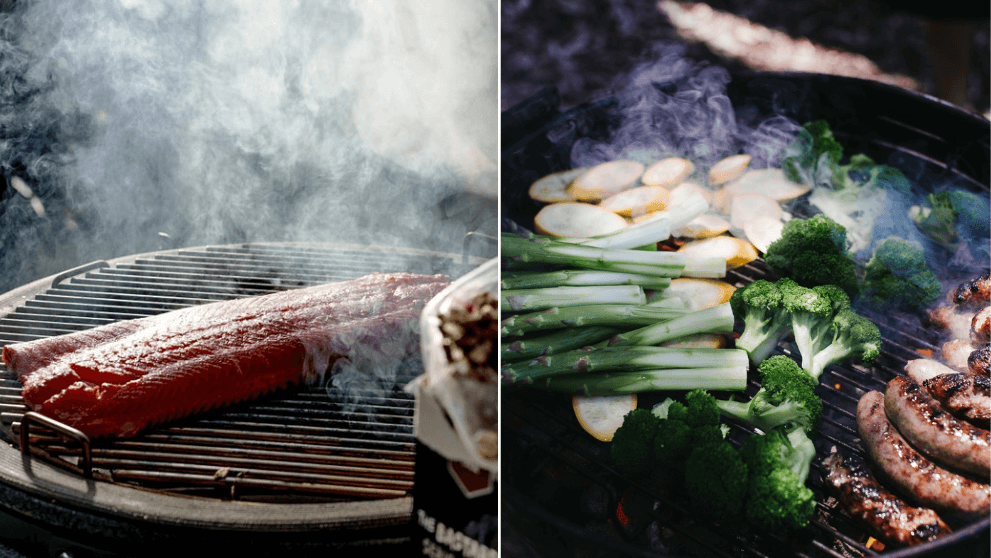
<box><xmin>3</xmin><ymin>272</ymin><xmax>449</xmax><ymax>439</ymax></box>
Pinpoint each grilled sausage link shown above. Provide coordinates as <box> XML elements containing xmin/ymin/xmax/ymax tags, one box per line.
<box><xmin>905</xmin><ymin>359</ymin><xmax>961</xmax><ymax>384</ymax></box>
<box><xmin>823</xmin><ymin>450</ymin><xmax>952</xmax><ymax>547</ymax></box>
<box><xmin>929</xmin><ymin>305</ymin><xmax>977</xmax><ymax>341</ymax></box>
<box><xmin>951</xmin><ymin>272</ymin><xmax>991</xmax><ymax>307</ymax></box>
<box><xmin>883</xmin><ymin>376</ymin><xmax>990</xmax><ymax>477</ymax></box>
<box><xmin>969</xmin><ymin>344</ymin><xmax>990</xmax><ymax>376</ymax></box>
<box><xmin>972</xmin><ymin>306</ymin><xmax>991</xmax><ymax>344</ymax></box>
<box><xmin>924</xmin><ymin>373</ymin><xmax>991</xmax><ymax>427</ymax></box>
<box><xmin>942</xmin><ymin>339</ymin><xmax>976</xmax><ymax>372</ymax></box>
<box><xmin>857</xmin><ymin>390</ymin><xmax>991</xmax><ymax>517</ymax></box>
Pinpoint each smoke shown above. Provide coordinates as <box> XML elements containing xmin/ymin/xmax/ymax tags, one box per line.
<box><xmin>0</xmin><ymin>0</ymin><xmax>497</xmax><ymax>292</ymax></box>
<box><xmin>570</xmin><ymin>44</ymin><xmax>804</xmax><ymax>171</ymax></box>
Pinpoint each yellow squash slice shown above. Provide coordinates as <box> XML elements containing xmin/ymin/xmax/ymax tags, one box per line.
<box><xmin>534</xmin><ymin>202</ymin><xmax>628</xmax><ymax>238</ymax></box>
<box><xmin>664</xmin><ymin>277</ymin><xmax>737</xmax><ymax>311</ymax></box>
<box><xmin>708</xmin><ymin>154</ymin><xmax>751</xmax><ymax>186</ymax></box>
<box><xmin>678</xmin><ymin>236</ymin><xmax>759</xmax><ymax>271</ymax></box>
<box><xmin>528</xmin><ymin>168</ymin><xmax>588</xmax><ymax>203</ymax></box>
<box><xmin>573</xmin><ymin>393</ymin><xmax>638</xmax><ymax>442</ymax></box>
<box><xmin>568</xmin><ymin>160</ymin><xmax>645</xmax><ymax>202</ymax></box>
<box><xmin>599</xmin><ymin>185</ymin><xmax>670</xmax><ymax>216</ymax></box>
<box><xmin>642</xmin><ymin>157</ymin><xmax>694</xmax><ymax>188</ymax></box>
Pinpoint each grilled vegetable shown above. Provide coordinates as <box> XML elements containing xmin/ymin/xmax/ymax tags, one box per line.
<box><xmin>534</xmin><ymin>202</ymin><xmax>627</xmax><ymax>238</ymax></box>
<box><xmin>501</xmin><ymin>232</ymin><xmax>725</xmax><ymax>278</ymax></box>
<box><xmin>528</xmin><ymin>168</ymin><xmax>587</xmax><ymax>203</ymax></box>
<box><xmin>763</xmin><ymin>213</ymin><xmax>860</xmax><ymax>297</ymax></box>
<box><xmin>677</xmin><ymin>236</ymin><xmax>759</xmax><ymax>272</ymax></box>
<box><xmin>568</xmin><ymin>159</ymin><xmax>645</xmax><ymax>201</ymax></box>
<box><xmin>730</xmin><ymin>279</ymin><xmax>793</xmax><ymax>365</ymax></box>
<box><xmin>642</xmin><ymin>157</ymin><xmax>694</xmax><ymax>188</ymax></box>
<box><xmin>599</xmin><ymin>185</ymin><xmax>670</xmax><ymax>216</ymax></box>
<box><xmin>502</xmin><ymin>345</ymin><xmax>748</xmax><ymax>385</ymax></box>
<box><xmin>860</xmin><ymin>237</ymin><xmax>941</xmax><ymax>312</ymax></box>
<box><xmin>708</xmin><ymin>154</ymin><xmax>750</xmax><ymax>186</ymax></box>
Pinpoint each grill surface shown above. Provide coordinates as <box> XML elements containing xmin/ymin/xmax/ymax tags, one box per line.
<box><xmin>501</xmin><ymin>73</ymin><xmax>991</xmax><ymax>558</ymax></box>
<box><xmin>0</xmin><ymin>241</ymin><xmax>476</xmax><ymax>554</ymax></box>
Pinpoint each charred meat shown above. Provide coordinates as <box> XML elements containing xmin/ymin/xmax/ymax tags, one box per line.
<box><xmin>883</xmin><ymin>376</ymin><xmax>990</xmax><ymax>477</ymax></box>
<box><xmin>924</xmin><ymin>373</ymin><xmax>991</xmax><ymax>427</ymax></box>
<box><xmin>857</xmin><ymin>390</ymin><xmax>991</xmax><ymax>518</ymax></box>
<box><xmin>823</xmin><ymin>450</ymin><xmax>952</xmax><ymax>548</ymax></box>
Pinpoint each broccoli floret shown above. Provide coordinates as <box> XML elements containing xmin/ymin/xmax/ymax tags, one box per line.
<box><xmin>804</xmin><ymin>308</ymin><xmax>882</xmax><ymax>379</ymax></box>
<box><xmin>610</xmin><ymin>408</ymin><xmax>661</xmax><ymax>475</ymax></box>
<box><xmin>778</xmin><ymin>279</ymin><xmax>834</xmax><ymax>378</ymax></box>
<box><xmin>684</xmin><ymin>438</ymin><xmax>749</xmax><ymax>523</ymax></box>
<box><xmin>715</xmin><ymin>355</ymin><xmax>823</xmax><ymax>436</ymax></box>
<box><xmin>763</xmin><ymin>214</ymin><xmax>859</xmax><ymax>297</ymax></box>
<box><xmin>739</xmin><ymin>428</ymin><xmax>817</xmax><ymax>533</ymax></box>
<box><xmin>911</xmin><ymin>189</ymin><xmax>991</xmax><ymax>251</ymax></box>
<box><xmin>861</xmin><ymin>237</ymin><xmax>941</xmax><ymax>311</ymax></box>
<box><xmin>683</xmin><ymin>388</ymin><xmax>721</xmax><ymax>429</ymax></box>
<box><xmin>730</xmin><ymin>279</ymin><xmax>793</xmax><ymax>364</ymax></box>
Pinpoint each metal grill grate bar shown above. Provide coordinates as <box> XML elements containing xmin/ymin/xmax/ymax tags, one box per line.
<box><xmin>0</xmin><ymin>243</ymin><xmax>462</xmax><ymax>502</ymax></box>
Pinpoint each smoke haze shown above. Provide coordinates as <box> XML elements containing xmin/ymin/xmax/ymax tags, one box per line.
<box><xmin>0</xmin><ymin>0</ymin><xmax>497</xmax><ymax>292</ymax></box>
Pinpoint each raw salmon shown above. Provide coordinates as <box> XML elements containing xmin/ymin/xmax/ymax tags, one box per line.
<box><xmin>3</xmin><ymin>272</ymin><xmax>449</xmax><ymax>438</ymax></box>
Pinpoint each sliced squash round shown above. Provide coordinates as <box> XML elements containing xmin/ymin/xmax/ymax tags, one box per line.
<box><xmin>668</xmin><ymin>181</ymin><xmax>712</xmax><ymax>208</ymax></box>
<box><xmin>708</xmin><ymin>154</ymin><xmax>751</xmax><ymax>186</ymax></box>
<box><xmin>678</xmin><ymin>235</ymin><xmax>759</xmax><ymax>271</ymax></box>
<box><xmin>743</xmin><ymin>216</ymin><xmax>785</xmax><ymax>254</ymax></box>
<box><xmin>664</xmin><ymin>277</ymin><xmax>737</xmax><ymax>311</ymax></box>
<box><xmin>729</xmin><ymin>192</ymin><xmax>783</xmax><ymax>231</ymax></box>
<box><xmin>528</xmin><ymin>168</ymin><xmax>588</xmax><ymax>203</ymax></box>
<box><xmin>721</xmin><ymin>168</ymin><xmax>810</xmax><ymax>201</ymax></box>
<box><xmin>534</xmin><ymin>202</ymin><xmax>628</xmax><ymax>238</ymax></box>
<box><xmin>599</xmin><ymin>185</ymin><xmax>670</xmax><ymax>216</ymax></box>
<box><xmin>672</xmin><ymin>213</ymin><xmax>731</xmax><ymax>239</ymax></box>
<box><xmin>573</xmin><ymin>393</ymin><xmax>638</xmax><ymax>442</ymax></box>
<box><xmin>568</xmin><ymin>160</ymin><xmax>645</xmax><ymax>202</ymax></box>
<box><xmin>642</xmin><ymin>157</ymin><xmax>695</xmax><ymax>188</ymax></box>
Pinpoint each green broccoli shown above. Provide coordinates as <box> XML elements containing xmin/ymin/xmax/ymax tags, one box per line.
<box><xmin>861</xmin><ymin>237</ymin><xmax>941</xmax><ymax>312</ymax></box>
<box><xmin>803</xmin><ymin>308</ymin><xmax>882</xmax><ymax>379</ymax></box>
<box><xmin>910</xmin><ymin>189</ymin><xmax>991</xmax><ymax>251</ymax></box>
<box><xmin>610</xmin><ymin>408</ymin><xmax>661</xmax><ymax>475</ymax></box>
<box><xmin>715</xmin><ymin>355</ymin><xmax>823</xmax><ymax>436</ymax></box>
<box><xmin>730</xmin><ymin>279</ymin><xmax>793</xmax><ymax>364</ymax></box>
<box><xmin>763</xmin><ymin>214</ymin><xmax>860</xmax><ymax>297</ymax></box>
<box><xmin>775</xmin><ymin>279</ymin><xmax>877</xmax><ymax>381</ymax></box>
<box><xmin>684</xmin><ymin>437</ymin><xmax>750</xmax><ymax>523</ymax></box>
<box><xmin>738</xmin><ymin>427</ymin><xmax>818</xmax><ymax>533</ymax></box>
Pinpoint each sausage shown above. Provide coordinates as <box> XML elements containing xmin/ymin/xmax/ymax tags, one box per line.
<box><xmin>969</xmin><ymin>344</ymin><xmax>990</xmax><ymax>376</ymax></box>
<box><xmin>905</xmin><ymin>359</ymin><xmax>960</xmax><ymax>384</ymax></box>
<box><xmin>941</xmin><ymin>339</ymin><xmax>975</xmax><ymax>372</ymax></box>
<box><xmin>930</xmin><ymin>305</ymin><xmax>978</xmax><ymax>341</ymax></box>
<box><xmin>924</xmin><ymin>373</ymin><xmax>991</xmax><ymax>427</ymax></box>
<box><xmin>823</xmin><ymin>450</ymin><xmax>952</xmax><ymax>547</ymax></box>
<box><xmin>857</xmin><ymin>390</ymin><xmax>991</xmax><ymax>517</ymax></box>
<box><xmin>972</xmin><ymin>306</ymin><xmax>991</xmax><ymax>344</ymax></box>
<box><xmin>951</xmin><ymin>272</ymin><xmax>991</xmax><ymax>307</ymax></box>
<box><xmin>883</xmin><ymin>376</ymin><xmax>991</xmax><ymax>476</ymax></box>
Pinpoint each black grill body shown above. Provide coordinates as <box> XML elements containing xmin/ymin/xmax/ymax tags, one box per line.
<box><xmin>501</xmin><ymin>73</ymin><xmax>991</xmax><ymax>558</ymax></box>
<box><xmin>0</xmin><ymin>242</ymin><xmax>478</xmax><ymax>557</ymax></box>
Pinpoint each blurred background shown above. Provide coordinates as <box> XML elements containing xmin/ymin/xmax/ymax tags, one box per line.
<box><xmin>502</xmin><ymin>0</ymin><xmax>990</xmax><ymax>116</ymax></box>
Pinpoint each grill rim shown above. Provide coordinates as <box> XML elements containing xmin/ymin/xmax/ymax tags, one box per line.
<box><xmin>0</xmin><ymin>240</ymin><xmax>482</xmax><ymax>535</ymax></box>
<box><xmin>500</xmin><ymin>72</ymin><xmax>991</xmax><ymax>557</ymax></box>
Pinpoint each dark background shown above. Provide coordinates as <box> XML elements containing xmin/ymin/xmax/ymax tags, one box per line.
<box><xmin>500</xmin><ymin>1</ymin><xmax>989</xmax><ymax>556</ymax></box>
<box><xmin>501</xmin><ymin>0</ymin><xmax>990</xmax><ymax>115</ymax></box>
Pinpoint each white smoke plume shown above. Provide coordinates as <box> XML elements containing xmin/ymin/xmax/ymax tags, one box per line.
<box><xmin>0</xmin><ymin>0</ymin><xmax>497</xmax><ymax>290</ymax></box>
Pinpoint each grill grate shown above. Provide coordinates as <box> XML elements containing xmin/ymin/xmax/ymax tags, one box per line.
<box><xmin>0</xmin><ymin>242</ymin><xmax>467</xmax><ymax>503</ymax></box>
<box><xmin>503</xmin><ymin>260</ymin><xmax>986</xmax><ymax>558</ymax></box>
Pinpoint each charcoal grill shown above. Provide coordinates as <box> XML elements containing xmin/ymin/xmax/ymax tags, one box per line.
<box><xmin>0</xmin><ymin>241</ymin><xmax>484</xmax><ymax>557</ymax></box>
<box><xmin>501</xmin><ymin>72</ymin><xmax>991</xmax><ymax>558</ymax></box>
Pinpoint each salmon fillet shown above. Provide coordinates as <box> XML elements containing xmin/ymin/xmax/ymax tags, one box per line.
<box><xmin>3</xmin><ymin>272</ymin><xmax>449</xmax><ymax>438</ymax></box>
